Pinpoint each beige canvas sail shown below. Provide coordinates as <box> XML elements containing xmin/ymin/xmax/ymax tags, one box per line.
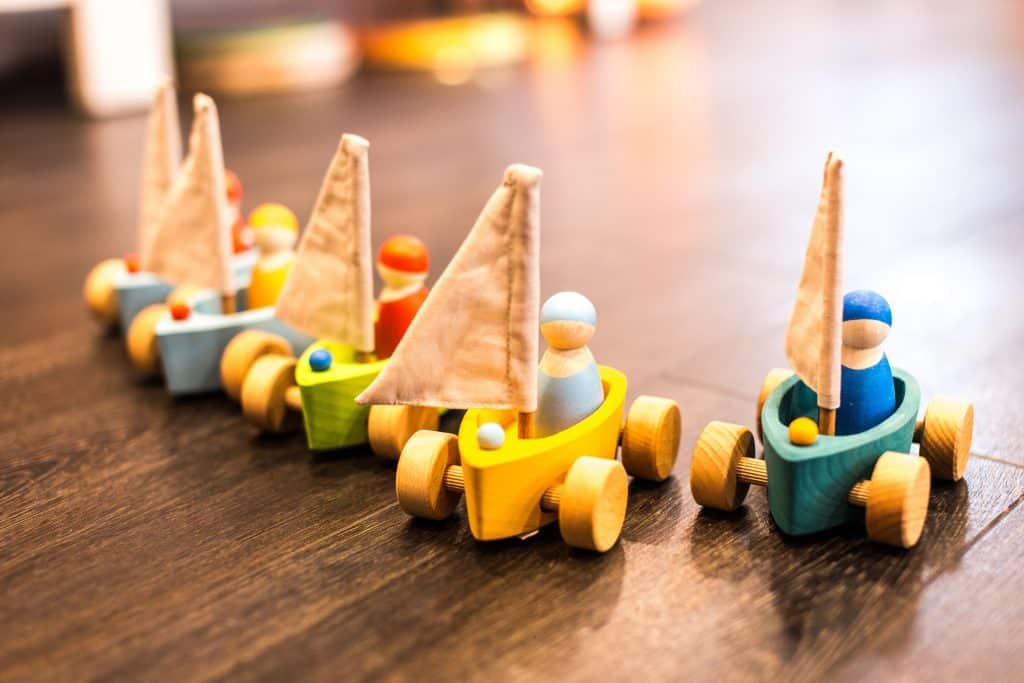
<box><xmin>784</xmin><ymin>150</ymin><xmax>844</xmax><ymax>410</ymax></box>
<box><xmin>141</xmin><ymin>94</ymin><xmax>235</xmax><ymax>295</ymax></box>
<box><xmin>357</xmin><ymin>164</ymin><xmax>542</xmax><ymax>411</ymax></box>
<box><xmin>137</xmin><ymin>79</ymin><xmax>181</xmax><ymax>260</ymax></box>
<box><xmin>275</xmin><ymin>134</ymin><xmax>375</xmax><ymax>352</ymax></box>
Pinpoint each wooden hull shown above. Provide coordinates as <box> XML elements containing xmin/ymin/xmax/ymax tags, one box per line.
<box><xmin>295</xmin><ymin>341</ymin><xmax>388</xmax><ymax>451</ymax></box>
<box><xmin>457</xmin><ymin>365</ymin><xmax>627</xmax><ymax>541</ymax></box>
<box><xmin>761</xmin><ymin>368</ymin><xmax>920</xmax><ymax>536</ymax></box>
<box><xmin>156</xmin><ymin>306</ymin><xmax>312</xmax><ymax>395</ymax></box>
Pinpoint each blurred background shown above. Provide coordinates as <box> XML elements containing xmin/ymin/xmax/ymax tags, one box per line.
<box><xmin>0</xmin><ymin>0</ymin><xmax>698</xmax><ymax>114</ymax></box>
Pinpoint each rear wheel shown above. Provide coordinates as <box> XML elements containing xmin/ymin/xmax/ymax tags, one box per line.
<box><xmin>241</xmin><ymin>354</ymin><xmax>301</xmax><ymax>433</ymax></box>
<box><xmin>621</xmin><ymin>396</ymin><xmax>681</xmax><ymax>481</ymax></box>
<box><xmin>368</xmin><ymin>405</ymin><xmax>440</xmax><ymax>461</ymax></box>
<box><xmin>126</xmin><ymin>304</ymin><xmax>167</xmax><ymax>376</ymax></box>
<box><xmin>865</xmin><ymin>451</ymin><xmax>931</xmax><ymax>548</ymax></box>
<box><xmin>220</xmin><ymin>330</ymin><xmax>292</xmax><ymax>401</ymax></box>
<box><xmin>395</xmin><ymin>430</ymin><xmax>461</xmax><ymax>520</ymax></box>
<box><xmin>918</xmin><ymin>397</ymin><xmax>974</xmax><ymax>482</ymax></box>
<box><xmin>559</xmin><ymin>456</ymin><xmax>629</xmax><ymax>552</ymax></box>
<box><xmin>690</xmin><ymin>421</ymin><xmax>755</xmax><ymax>511</ymax></box>
<box><xmin>756</xmin><ymin>369</ymin><xmax>792</xmax><ymax>441</ymax></box>
<box><xmin>83</xmin><ymin>258</ymin><xmax>125</xmax><ymax>325</ymax></box>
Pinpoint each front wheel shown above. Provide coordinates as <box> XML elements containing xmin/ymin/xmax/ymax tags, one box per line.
<box><xmin>395</xmin><ymin>430</ymin><xmax>461</xmax><ymax>520</ymax></box>
<box><xmin>690</xmin><ymin>421</ymin><xmax>754</xmax><ymax>511</ymax></box>
<box><xmin>368</xmin><ymin>405</ymin><xmax>440</xmax><ymax>461</ymax></box>
<box><xmin>621</xmin><ymin>395</ymin><xmax>681</xmax><ymax>481</ymax></box>
<box><xmin>559</xmin><ymin>456</ymin><xmax>629</xmax><ymax>552</ymax></box>
<box><xmin>83</xmin><ymin>258</ymin><xmax>126</xmax><ymax>325</ymax></box>
<box><xmin>918</xmin><ymin>397</ymin><xmax>974</xmax><ymax>482</ymax></box>
<box><xmin>220</xmin><ymin>330</ymin><xmax>292</xmax><ymax>402</ymax></box>
<box><xmin>241</xmin><ymin>354</ymin><xmax>301</xmax><ymax>433</ymax></box>
<box><xmin>126</xmin><ymin>304</ymin><xmax>167</xmax><ymax>376</ymax></box>
<box><xmin>865</xmin><ymin>451</ymin><xmax>931</xmax><ymax>548</ymax></box>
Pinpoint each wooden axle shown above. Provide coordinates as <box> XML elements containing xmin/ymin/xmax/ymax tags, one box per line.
<box><xmin>442</xmin><ymin>464</ymin><xmax>563</xmax><ymax>511</ymax></box>
<box><xmin>734</xmin><ymin>457</ymin><xmax>870</xmax><ymax>507</ymax></box>
<box><xmin>284</xmin><ymin>385</ymin><xmax>303</xmax><ymax>412</ymax></box>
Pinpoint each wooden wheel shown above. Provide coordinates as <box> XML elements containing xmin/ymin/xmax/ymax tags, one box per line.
<box><xmin>865</xmin><ymin>451</ymin><xmax>931</xmax><ymax>548</ymax></box>
<box><xmin>220</xmin><ymin>330</ymin><xmax>292</xmax><ymax>402</ymax></box>
<box><xmin>621</xmin><ymin>395</ymin><xmax>681</xmax><ymax>481</ymax></box>
<box><xmin>918</xmin><ymin>397</ymin><xmax>974</xmax><ymax>482</ymax></box>
<box><xmin>126</xmin><ymin>303</ymin><xmax>166</xmax><ymax>375</ymax></box>
<box><xmin>395</xmin><ymin>430</ymin><xmax>461</xmax><ymax>520</ymax></box>
<box><xmin>83</xmin><ymin>258</ymin><xmax>125</xmax><ymax>325</ymax></box>
<box><xmin>756</xmin><ymin>368</ymin><xmax>792</xmax><ymax>441</ymax></box>
<box><xmin>241</xmin><ymin>354</ymin><xmax>301</xmax><ymax>433</ymax></box>
<box><xmin>690</xmin><ymin>421</ymin><xmax>755</xmax><ymax>511</ymax></box>
<box><xmin>559</xmin><ymin>456</ymin><xmax>628</xmax><ymax>552</ymax></box>
<box><xmin>367</xmin><ymin>405</ymin><xmax>441</xmax><ymax>461</ymax></box>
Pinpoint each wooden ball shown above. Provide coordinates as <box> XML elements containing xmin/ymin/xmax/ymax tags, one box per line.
<box><xmin>865</xmin><ymin>451</ymin><xmax>931</xmax><ymax>548</ymax></box>
<box><xmin>395</xmin><ymin>430</ymin><xmax>461</xmax><ymax>520</ymax></box>
<box><xmin>126</xmin><ymin>303</ymin><xmax>167</xmax><ymax>376</ymax></box>
<box><xmin>559</xmin><ymin>456</ymin><xmax>628</xmax><ymax>552</ymax></box>
<box><xmin>788</xmin><ymin>417</ymin><xmax>818</xmax><ymax>446</ymax></box>
<box><xmin>621</xmin><ymin>395</ymin><xmax>681</xmax><ymax>481</ymax></box>
<box><xmin>367</xmin><ymin>405</ymin><xmax>440</xmax><ymax>461</ymax></box>
<box><xmin>476</xmin><ymin>422</ymin><xmax>506</xmax><ymax>450</ymax></box>
<box><xmin>690</xmin><ymin>421</ymin><xmax>754</xmax><ymax>511</ymax></box>
<box><xmin>220</xmin><ymin>330</ymin><xmax>293</xmax><ymax>402</ymax></box>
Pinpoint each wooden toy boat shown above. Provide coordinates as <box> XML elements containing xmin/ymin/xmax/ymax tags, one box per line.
<box><xmin>83</xmin><ymin>80</ymin><xmax>256</xmax><ymax>344</ymax></box>
<box><xmin>224</xmin><ymin>134</ymin><xmax>438</xmax><ymax>453</ymax></box>
<box><xmin>690</xmin><ymin>152</ymin><xmax>973</xmax><ymax>548</ymax></box>
<box><xmin>126</xmin><ymin>93</ymin><xmax>314</xmax><ymax>393</ymax></box>
<box><xmin>357</xmin><ymin>165</ymin><xmax>682</xmax><ymax>552</ymax></box>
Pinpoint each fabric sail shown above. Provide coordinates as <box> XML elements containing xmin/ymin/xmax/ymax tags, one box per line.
<box><xmin>784</xmin><ymin>150</ymin><xmax>844</xmax><ymax>410</ymax></box>
<box><xmin>357</xmin><ymin>164</ymin><xmax>542</xmax><ymax>411</ymax></box>
<box><xmin>274</xmin><ymin>134</ymin><xmax>375</xmax><ymax>352</ymax></box>
<box><xmin>141</xmin><ymin>94</ymin><xmax>235</xmax><ymax>295</ymax></box>
<box><xmin>137</xmin><ymin>78</ymin><xmax>182</xmax><ymax>261</ymax></box>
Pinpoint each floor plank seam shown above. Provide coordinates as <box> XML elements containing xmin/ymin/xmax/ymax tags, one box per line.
<box><xmin>971</xmin><ymin>452</ymin><xmax>1024</xmax><ymax>470</ymax></box>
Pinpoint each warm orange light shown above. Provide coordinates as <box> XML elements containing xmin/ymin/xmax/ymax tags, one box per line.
<box><xmin>525</xmin><ymin>0</ymin><xmax>585</xmax><ymax>17</ymax></box>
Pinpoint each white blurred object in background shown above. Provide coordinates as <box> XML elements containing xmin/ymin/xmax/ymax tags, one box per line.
<box><xmin>0</xmin><ymin>0</ymin><xmax>173</xmax><ymax>117</ymax></box>
<box><xmin>587</xmin><ymin>0</ymin><xmax>636</xmax><ymax>41</ymax></box>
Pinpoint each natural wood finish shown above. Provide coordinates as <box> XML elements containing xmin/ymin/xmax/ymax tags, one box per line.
<box><xmin>240</xmin><ymin>354</ymin><xmax>301</xmax><ymax>433</ymax></box>
<box><xmin>864</xmin><ymin>452</ymin><xmax>932</xmax><ymax>548</ymax></box>
<box><xmin>620</xmin><ymin>395</ymin><xmax>681</xmax><ymax>481</ymax></box>
<box><xmin>848</xmin><ymin>480</ymin><xmax>871</xmax><ymax>507</ymax></box>
<box><xmin>284</xmin><ymin>386</ymin><xmax>303</xmax><ymax>412</ymax></box>
<box><xmin>125</xmin><ymin>302</ymin><xmax>166</xmax><ymax>375</ymax></box>
<box><xmin>690</xmin><ymin>421</ymin><xmax>755</xmax><ymax>511</ymax></box>
<box><xmin>818</xmin><ymin>406</ymin><xmax>837</xmax><ymax>436</ymax></box>
<box><xmin>917</xmin><ymin>397</ymin><xmax>974</xmax><ymax>482</ymax></box>
<box><xmin>735</xmin><ymin>456</ymin><xmax>768</xmax><ymax>487</ymax></box>
<box><xmin>4</xmin><ymin>4</ymin><xmax>1024</xmax><ymax>677</ymax></box>
<box><xmin>220</xmin><ymin>293</ymin><xmax>237</xmax><ymax>314</ymax></box>
<box><xmin>755</xmin><ymin>368</ymin><xmax>793</xmax><ymax>440</ymax></box>
<box><xmin>367</xmin><ymin>405</ymin><xmax>441</xmax><ymax>461</ymax></box>
<box><xmin>82</xmin><ymin>257</ymin><xmax>125</xmax><ymax>325</ymax></box>
<box><xmin>518</xmin><ymin>411</ymin><xmax>535</xmax><ymax>439</ymax></box>
<box><xmin>395</xmin><ymin>430</ymin><xmax>461</xmax><ymax>520</ymax></box>
<box><xmin>557</xmin><ymin>456</ymin><xmax>629</xmax><ymax>552</ymax></box>
<box><xmin>540</xmin><ymin>484</ymin><xmax>563</xmax><ymax>512</ymax></box>
<box><xmin>219</xmin><ymin>330</ymin><xmax>293</xmax><ymax>402</ymax></box>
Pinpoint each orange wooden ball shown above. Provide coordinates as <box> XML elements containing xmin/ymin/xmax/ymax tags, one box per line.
<box><xmin>124</xmin><ymin>253</ymin><xmax>140</xmax><ymax>274</ymax></box>
<box><xmin>170</xmin><ymin>301</ymin><xmax>191</xmax><ymax>321</ymax></box>
<box><xmin>225</xmin><ymin>169</ymin><xmax>243</xmax><ymax>206</ymax></box>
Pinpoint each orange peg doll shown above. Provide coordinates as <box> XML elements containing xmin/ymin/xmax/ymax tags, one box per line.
<box><xmin>374</xmin><ymin>235</ymin><xmax>429</xmax><ymax>359</ymax></box>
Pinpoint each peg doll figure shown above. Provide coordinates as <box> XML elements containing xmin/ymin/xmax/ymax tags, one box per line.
<box><xmin>375</xmin><ymin>235</ymin><xmax>430</xmax><ymax>359</ymax></box>
<box><xmin>535</xmin><ymin>291</ymin><xmax>604</xmax><ymax>438</ymax></box>
<box><xmin>835</xmin><ymin>289</ymin><xmax>897</xmax><ymax>436</ymax></box>
<box><xmin>246</xmin><ymin>203</ymin><xmax>299</xmax><ymax>309</ymax></box>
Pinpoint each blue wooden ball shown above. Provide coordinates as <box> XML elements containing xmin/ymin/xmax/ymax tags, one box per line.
<box><xmin>476</xmin><ymin>422</ymin><xmax>505</xmax><ymax>450</ymax></box>
<box><xmin>309</xmin><ymin>348</ymin><xmax>333</xmax><ymax>372</ymax></box>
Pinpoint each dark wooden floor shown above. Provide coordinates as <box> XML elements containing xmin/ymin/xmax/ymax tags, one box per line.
<box><xmin>2</xmin><ymin>1</ymin><xmax>1023</xmax><ymax>681</ymax></box>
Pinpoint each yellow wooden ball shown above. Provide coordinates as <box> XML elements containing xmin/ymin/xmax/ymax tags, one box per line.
<box><xmin>788</xmin><ymin>417</ymin><xmax>819</xmax><ymax>446</ymax></box>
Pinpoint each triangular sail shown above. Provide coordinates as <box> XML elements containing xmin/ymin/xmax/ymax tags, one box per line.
<box><xmin>275</xmin><ymin>134</ymin><xmax>375</xmax><ymax>352</ymax></box>
<box><xmin>357</xmin><ymin>164</ymin><xmax>542</xmax><ymax>411</ymax></box>
<box><xmin>137</xmin><ymin>78</ymin><xmax>182</xmax><ymax>260</ymax></box>
<box><xmin>141</xmin><ymin>94</ymin><xmax>235</xmax><ymax>295</ymax></box>
<box><xmin>784</xmin><ymin>150</ymin><xmax>844</xmax><ymax>410</ymax></box>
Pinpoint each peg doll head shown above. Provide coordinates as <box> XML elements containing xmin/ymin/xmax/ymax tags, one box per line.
<box><xmin>540</xmin><ymin>291</ymin><xmax>597</xmax><ymax>350</ymax></box>
<box><xmin>377</xmin><ymin>235</ymin><xmax>430</xmax><ymax>290</ymax></box>
<box><xmin>842</xmin><ymin>290</ymin><xmax>892</xmax><ymax>351</ymax></box>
